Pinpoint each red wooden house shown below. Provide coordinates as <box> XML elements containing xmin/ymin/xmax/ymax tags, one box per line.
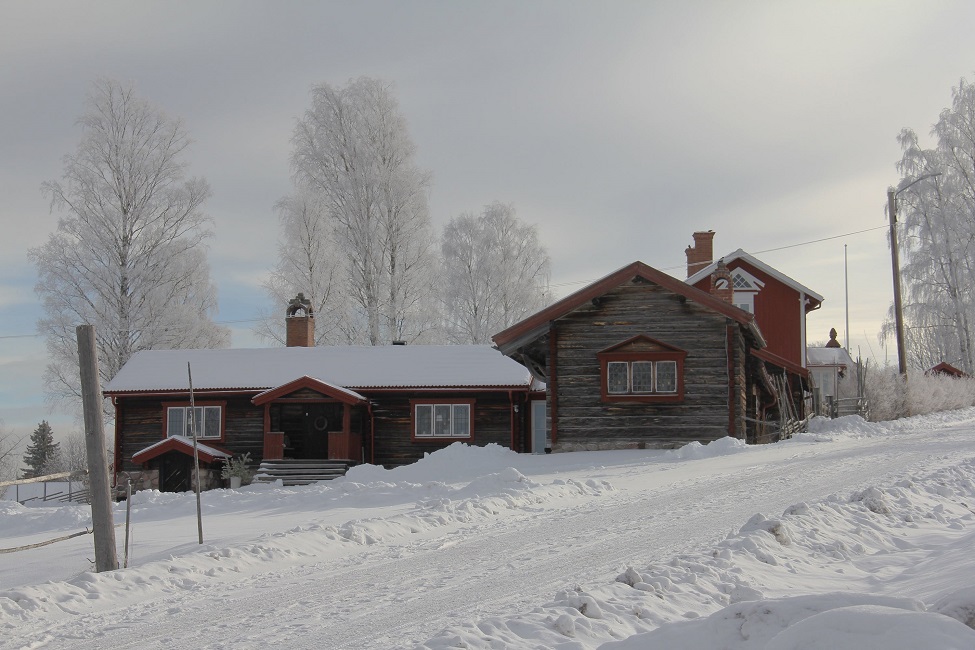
<box><xmin>685</xmin><ymin>231</ymin><xmax>823</xmax><ymax>419</ymax></box>
<box><xmin>105</xmin><ymin>303</ymin><xmax>539</xmax><ymax>491</ymax></box>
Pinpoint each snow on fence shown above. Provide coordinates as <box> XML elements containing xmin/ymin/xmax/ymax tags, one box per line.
<box><xmin>0</xmin><ymin>471</ymin><xmax>90</xmax><ymax>505</ymax></box>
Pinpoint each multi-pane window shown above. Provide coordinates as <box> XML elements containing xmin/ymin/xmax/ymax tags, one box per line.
<box><xmin>598</xmin><ymin>335</ymin><xmax>687</xmax><ymax>403</ymax></box>
<box><xmin>414</xmin><ymin>403</ymin><xmax>472</xmax><ymax>439</ymax></box>
<box><xmin>167</xmin><ymin>406</ymin><xmax>222</xmax><ymax>439</ymax></box>
<box><xmin>605</xmin><ymin>360</ymin><xmax>678</xmax><ymax>395</ymax></box>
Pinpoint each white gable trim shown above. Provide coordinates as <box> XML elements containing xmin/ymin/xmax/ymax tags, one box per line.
<box><xmin>732</xmin><ymin>268</ymin><xmax>764</xmax><ymax>291</ymax></box>
<box><xmin>686</xmin><ymin>249</ymin><xmax>824</xmax><ymax>304</ymax></box>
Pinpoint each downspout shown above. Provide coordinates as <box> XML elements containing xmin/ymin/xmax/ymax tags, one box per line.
<box><xmin>368</xmin><ymin>401</ymin><xmax>376</xmax><ymax>465</ymax></box>
<box><xmin>548</xmin><ymin>325</ymin><xmax>559</xmax><ymax>444</ymax></box>
<box><xmin>508</xmin><ymin>390</ymin><xmax>516</xmax><ymax>452</ymax></box>
<box><xmin>113</xmin><ymin>396</ymin><xmax>121</xmax><ymax>486</ymax></box>
<box><xmin>799</xmin><ymin>292</ymin><xmax>807</xmax><ymax>368</ymax></box>
<box><xmin>726</xmin><ymin>325</ymin><xmax>736</xmax><ymax>437</ymax></box>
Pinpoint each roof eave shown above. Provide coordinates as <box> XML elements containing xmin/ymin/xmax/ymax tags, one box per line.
<box><xmin>493</xmin><ymin>261</ymin><xmax>758</xmax><ymax>354</ymax></box>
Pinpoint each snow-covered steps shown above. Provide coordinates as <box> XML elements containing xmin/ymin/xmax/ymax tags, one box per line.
<box><xmin>252</xmin><ymin>459</ymin><xmax>352</xmax><ymax>486</ymax></box>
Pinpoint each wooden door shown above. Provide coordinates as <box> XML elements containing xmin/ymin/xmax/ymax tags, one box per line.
<box><xmin>303</xmin><ymin>404</ymin><xmax>329</xmax><ymax>458</ymax></box>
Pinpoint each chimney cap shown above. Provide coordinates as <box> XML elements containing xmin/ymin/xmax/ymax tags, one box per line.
<box><xmin>287</xmin><ymin>293</ymin><xmax>313</xmax><ymax>318</ymax></box>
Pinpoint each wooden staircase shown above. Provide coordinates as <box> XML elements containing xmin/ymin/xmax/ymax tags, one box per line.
<box><xmin>252</xmin><ymin>459</ymin><xmax>353</xmax><ymax>486</ymax></box>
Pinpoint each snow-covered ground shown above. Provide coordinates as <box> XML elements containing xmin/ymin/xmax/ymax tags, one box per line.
<box><xmin>3</xmin><ymin>411</ymin><xmax>975</xmax><ymax>649</ymax></box>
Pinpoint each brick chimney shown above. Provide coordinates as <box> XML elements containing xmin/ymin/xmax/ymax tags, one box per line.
<box><xmin>710</xmin><ymin>260</ymin><xmax>733</xmax><ymax>304</ymax></box>
<box><xmin>285</xmin><ymin>293</ymin><xmax>315</xmax><ymax>347</ymax></box>
<box><xmin>685</xmin><ymin>230</ymin><xmax>715</xmax><ymax>278</ymax></box>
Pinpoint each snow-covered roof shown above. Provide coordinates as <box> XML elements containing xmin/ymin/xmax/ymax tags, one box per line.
<box><xmin>686</xmin><ymin>249</ymin><xmax>825</xmax><ymax>304</ymax></box>
<box><xmin>252</xmin><ymin>377</ymin><xmax>368</xmax><ymax>404</ymax></box>
<box><xmin>104</xmin><ymin>345</ymin><xmax>535</xmax><ymax>394</ymax></box>
<box><xmin>806</xmin><ymin>347</ymin><xmax>855</xmax><ymax>368</ymax></box>
<box><xmin>131</xmin><ymin>435</ymin><xmax>231</xmax><ymax>464</ymax></box>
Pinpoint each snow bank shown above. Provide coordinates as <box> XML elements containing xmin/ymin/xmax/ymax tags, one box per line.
<box><xmin>345</xmin><ymin>441</ymin><xmax>524</xmax><ymax>485</ymax></box>
<box><xmin>664</xmin><ymin>436</ymin><xmax>747</xmax><ymax>460</ymax></box>
<box><xmin>419</xmin><ymin>457</ymin><xmax>975</xmax><ymax>649</ymax></box>
<box><xmin>0</xmin><ymin>446</ymin><xmax>613</xmax><ymax>625</ymax></box>
<box><xmin>603</xmin><ymin>595</ymin><xmax>974</xmax><ymax>650</ymax></box>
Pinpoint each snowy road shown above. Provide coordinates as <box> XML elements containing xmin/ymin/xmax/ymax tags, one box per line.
<box><xmin>4</xmin><ymin>414</ymin><xmax>975</xmax><ymax>649</ymax></box>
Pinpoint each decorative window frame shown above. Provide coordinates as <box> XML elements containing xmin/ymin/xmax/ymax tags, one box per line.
<box><xmin>597</xmin><ymin>335</ymin><xmax>687</xmax><ymax>403</ymax></box>
<box><xmin>162</xmin><ymin>401</ymin><xmax>226</xmax><ymax>441</ymax></box>
<box><xmin>410</xmin><ymin>398</ymin><xmax>475</xmax><ymax>442</ymax></box>
<box><xmin>732</xmin><ymin>269</ymin><xmax>764</xmax><ymax>314</ymax></box>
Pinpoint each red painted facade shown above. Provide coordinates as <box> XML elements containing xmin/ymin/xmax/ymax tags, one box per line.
<box><xmin>692</xmin><ymin>258</ymin><xmax>814</xmax><ymax>369</ymax></box>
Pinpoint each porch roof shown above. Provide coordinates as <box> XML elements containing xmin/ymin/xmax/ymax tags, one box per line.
<box><xmin>252</xmin><ymin>376</ymin><xmax>368</xmax><ymax>406</ymax></box>
<box><xmin>131</xmin><ymin>435</ymin><xmax>232</xmax><ymax>465</ymax></box>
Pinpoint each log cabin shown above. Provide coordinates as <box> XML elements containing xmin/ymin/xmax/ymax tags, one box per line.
<box><xmin>492</xmin><ymin>257</ymin><xmax>809</xmax><ymax>452</ymax></box>
<box><xmin>104</xmin><ymin>298</ymin><xmax>539</xmax><ymax>491</ymax></box>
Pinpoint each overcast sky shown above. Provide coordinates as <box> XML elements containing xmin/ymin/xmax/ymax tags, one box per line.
<box><xmin>3</xmin><ymin>0</ymin><xmax>975</xmax><ymax>439</ymax></box>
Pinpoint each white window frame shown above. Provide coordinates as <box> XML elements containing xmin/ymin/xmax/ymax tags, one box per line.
<box><xmin>167</xmin><ymin>405</ymin><xmax>222</xmax><ymax>439</ymax></box>
<box><xmin>414</xmin><ymin>402</ymin><xmax>473</xmax><ymax>439</ymax></box>
<box><xmin>732</xmin><ymin>269</ymin><xmax>764</xmax><ymax>314</ymax></box>
<box><xmin>655</xmin><ymin>360</ymin><xmax>678</xmax><ymax>394</ymax></box>
<box><xmin>604</xmin><ymin>360</ymin><xmax>678</xmax><ymax>395</ymax></box>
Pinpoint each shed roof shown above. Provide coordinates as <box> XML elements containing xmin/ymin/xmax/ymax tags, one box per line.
<box><xmin>806</xmin><ymin>347</ymin><xmax>855</xmax><ymax>368</ymax></box>
<box><xmin>105</xmin><ymin>345</ymin><xmax>533</xmax><ymax>395</ymax></box>
<box><xmin>493</xmin><ymin>260</ymin><xmax>765</xmax><ymax>355</ymax></box>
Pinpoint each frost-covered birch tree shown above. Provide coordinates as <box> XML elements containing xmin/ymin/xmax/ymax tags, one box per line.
<box><xmin>441</xmin><ymin>202</ymin><xmax>551</xmax><ymax>344</ymax></box>
<box><xmin>30</xmin><ymin>79</ymin><xmax>229</xmax><ymax>414</ymax></box>
<box><xmin>884</xmin><ymin>77</ymin><xmax>975</xmax><ymax>373</ymax></box>
<box><xmin>257</xmin><ymin>187</ymin><xmax>348</xmax><ymax>345</ymax></box>
<box><xmin>0</xmin><ymin>422</ymin><xmax>21</xmax><ymax>483</ymax></box>
<box><xmin>290</xmin><ymin>77</ymin><xmax>436</xmax><ymax>345</ymax></box>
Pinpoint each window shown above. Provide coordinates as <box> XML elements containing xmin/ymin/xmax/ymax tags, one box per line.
<box><xmin>733</xmin><ymin>273</ymin><xmax>752</xmax><ymax>289</ymax></box>
<box><xmin>731</xmin><ymin>270</ymin><xmax>763</xmax><ymax>314</ymax></box>
<box><xmin>603</xmin><ymin>360</ymin><xmax>678</xmax><ymax>395</ymax></box>
<box><xmin>598</xmin><ymin>335</ymin><xmax>687</xmax><ymax>403</ymax></box>
<box><xmin>413</xmin><ymin>401</ymin><xmax>473</xmax><ymax>440</ymax></box>
<box><xmin>165</xmin><ymin>405</ymin><xmax>222</xmax><ymax>439</ymax></box>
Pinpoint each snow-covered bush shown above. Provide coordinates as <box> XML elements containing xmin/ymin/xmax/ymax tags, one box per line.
<box><xmin>865</xmin><ymin>366</ymin><xmax>975</xmax><ymax>421</ymax></box>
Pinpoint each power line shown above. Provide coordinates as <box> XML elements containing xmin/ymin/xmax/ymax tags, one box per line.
<box><xmin>1</xmin><ymin>223</ymin><xmax>890</xmax><ymax>339</ymax></box>
<box><xmin>549</xmin><ymin>224</ymin><xmax>888</xmax><ymax>289</ymax></box>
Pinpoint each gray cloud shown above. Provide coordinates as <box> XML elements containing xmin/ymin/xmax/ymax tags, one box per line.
<box><xmin>2</xmin><ymin>0</ymin><xmax>974</xmax><ymax>432</ymax></box>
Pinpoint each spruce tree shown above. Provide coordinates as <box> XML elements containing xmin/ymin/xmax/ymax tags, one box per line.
<box><xmin>21</xmin><ymin>420</ymin><xmax>59</xmax><ymax>479</ymax></box>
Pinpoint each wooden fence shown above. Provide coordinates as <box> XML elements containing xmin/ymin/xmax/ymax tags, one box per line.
<box><xmin>0</xmin><ymin>470</ymin><xmax>90</xmax><ymax>504</ymax></box>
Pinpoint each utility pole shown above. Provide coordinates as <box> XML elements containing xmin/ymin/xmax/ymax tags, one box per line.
<box><xmin>76</xmin><ymin>324</ymin><xmax>118</xmax><ymax>572</ymax></box>
<box><xmin>888</xmin><ymin>172</ymin><xmax>942</xmax><ymax>379</ymax></box>
<box><xmin>888</xmin><ymin>188</ymin><xmax>908</xmax><ymax>376</ymax></box>
<box><xmin>188</xmin><ymin>363</ymin><xmax>204</xmax><ymax>545</ymax></box>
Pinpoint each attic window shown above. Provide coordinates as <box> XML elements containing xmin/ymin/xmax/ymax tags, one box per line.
<box><xmin>733</xmin><ymin>273</ymin><xmax>752</xmax><ymax>289</ymax></box>
<box><xmin>598</xmin><ymin>335</ymin><xmax>686</xmax><ymax>403</ymax></box>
